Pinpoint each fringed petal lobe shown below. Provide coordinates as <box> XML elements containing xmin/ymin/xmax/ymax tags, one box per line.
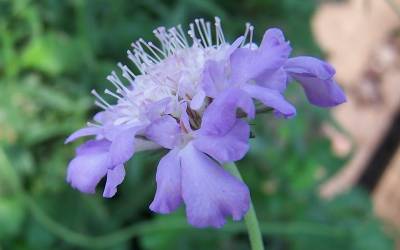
<box><xmin>67</xmin><ymin>140</ymin><xmax>111</xmax><ymax>194</ymax></box>
<box><xmin>150</xmin><ymin>148</ymin><xmax>182</xmax><ymax>213</ymax></box>
<box><xmin>180</xmin><ymin>143</ymin><xmax>250</xmax><ymax>228</ymax></box>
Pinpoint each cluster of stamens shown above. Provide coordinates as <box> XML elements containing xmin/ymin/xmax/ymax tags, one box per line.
<box><xmin>88</xmin><ymin>17</ymin><xmax>255</xmax><ymax>129</ymax></box>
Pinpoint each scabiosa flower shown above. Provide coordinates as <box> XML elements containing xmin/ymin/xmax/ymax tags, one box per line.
<box><xmin>65</xmin><ymin>17</ymin><xmax>346</xmax><ymax>228</ymax></box>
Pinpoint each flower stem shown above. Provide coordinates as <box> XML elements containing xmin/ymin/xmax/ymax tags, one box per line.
<box><xmin>224</xmin><ymin>162</ymin><xmax>265</xmax><ymax>250</ymax></box>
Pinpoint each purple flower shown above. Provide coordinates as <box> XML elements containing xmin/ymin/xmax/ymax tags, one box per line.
<box><xmin>148</xmin><ymin>98</ymin><xmax>252</xmax><ymax>227</ymax></box>
<box><xmin>65</xmin><ymin>17</ymin><xmax>346</xmax><ymax>228</ymax></box>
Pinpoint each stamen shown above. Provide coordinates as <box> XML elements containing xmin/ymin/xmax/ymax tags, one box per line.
<box><xmin>105</xmin><ymin>88</ymin><xmax>123</xmax><ymax>100</ymax></box>
<box><xmin>127</xmin><ymin>50</ymin><xmax>145</xmax><ymax>74</ymax></box>
<box><xmin>241</xmin><ymin>22</ymin><xmax>251</xmax><ymax>47</ymax></box>
<box><xmin>205</xmin><ymin>21</ymin><xmax>212</xmax><ymax>46</ymax></box>
<box><xmin>153</xmin><ymin>27</ymin><xmax>169</xmax><ymax>51</ymax></box>
<box><xmin>91</xmin><ymin>89</ymin><xmax>111</xmax><ymax>108</ymax></box>
<box><xmin>195</xmin><ymin>19</ymin><xmax>208</xmax><ymax>47</ymax></box>
<box><xmin>158</xmin><ymin>27</ymin><xmax>175</xmax><ymax>55</ymax></box>
<box><xmin>214</xmin><ymin>17</ymin><xmax>220</xmax><ymax>46</ymax></box>
<box><xmin>188</xmin><ymin>23</ymin><xmax>200</xmax><ymax>47</ymax></box>
<box><xmin>148</xmin><ymin>41</ymin><xmax>167</xmax><ymax>57</ymax></box>
<box><xmin>135</xmin><ymin>40</ymin><xmax>158</xmax><ymax>64</ymax></box>
<box><xmin>167</xmin><ymin>33</ymin><xmax>184</xmax><ymax>51</ymax></box>
<box><xmin>89</xmin><ymin>18</ymin><xmax>245</xmax><ymax>128</ymax></box>
<box><xmin>118</xmin><ymin>63</ymin><xmax>136</xmax><ymax>84</ymax></box>
<box><xmin>139</xmin><ymin>38</ymin><xmax>163</xmax><ymax>62</ymax></box>
<box><xmin>94</xmin><ymin>101</ymin><xmax>108</xmax><ymax>110</ymax></box>
<box><xmin>107</xmin><ymin>71</ymin><xmax>130</xmax><ymax>94</ymax></box>
<box><xmin>177</xmin><ymin>24</ymin><xmax>189</xmax><ymax>46</ymax></box>
<box><xmin>168</xmin><ymin>27</ymin><xmax>188</xmax><ymax>49</ymax></box>
<box><xmin>249</xmin><ymin>25</ymin><xmax>254</xmax><ymax>49</ymax></box>
<box><xmin>214</xmin><ymin>17</ymin><xmax>226</xmax><ymax>45</ymax></box>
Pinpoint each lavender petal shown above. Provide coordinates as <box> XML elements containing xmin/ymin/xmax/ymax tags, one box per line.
<box><xmin>149</xmin><ymin>148</ymin><xmax>182</xmax><ymax>214</ymax></box>
<box><xmin>65</xmin><ymin>127</ymin><xmax>100</xmax><ymax>144</ymax></box>
<box><xmin>109</xmin><ymin>127</ymin><xmax>141</xmax><ymax>166</ymax></box>
<box><xmin>255</xmin><ymin>68</ymin><xmax>288</xmax><ymax>93</ymax></box>
<box><xmin>201</xmin><ymin>88</ymin><xmax>255</xmax><ymax>136</ymax></box>
<box><xmin>242</xmin><ymin>84</ymin><xmax>296</xmax><ymax>118</ymax></box>
<box><xmin>75</xmin><ymin>139</ymin><xmax>111</xmax><ymax>155</ymax></box>
<box><xmin>190</xmin><ymin>89</ymin><xmax>206</xmax><ymax>110</ymax></box>
<box><xmin>200</xmin><ymin>60</ymin><xmax>228</xmax><ymax>98</ymax></box>
<box><xmin>229</xmin><ymin>28</ymin><xmax>291</xmax><ymax>84</ymax></box>
<box><xmin>194</xmin><ymin>119</ymin><xmax>250</xmax><ymax>163</ymax></box>
<box><xmin>284</xmin><ymin>56</ymin><xmax>346</xmax><ymax>107</ymax></box>
<box><xmin>67</xmin><ymin>140</ymin><xmax>111</xmax><ymax>194</ymax></box>
<box><xmin>103</xmin><ymin>164</ymin><xmax>126</xmax><ymax>198</ymax></box>
<box><xmin>180</xmin><ymin>143</ymin><xmax>250</xmax><ymax>228</ymax></box>
<box><xmin>145</xmin><ymin>115</ymin><xmax>180</xmax><ymax>149</ymax></box>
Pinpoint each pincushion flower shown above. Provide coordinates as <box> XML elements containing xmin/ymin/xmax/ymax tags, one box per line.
<box><xmin>65</xmin><ymin>17</ymin><xmax>346</xmax><ymax>229</ymax></box>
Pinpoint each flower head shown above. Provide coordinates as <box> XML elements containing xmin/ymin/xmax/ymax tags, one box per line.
<box><xmin>65</xmin><ymin>17</ymin><xmax>346</xmax><ymax>227</ymax></box>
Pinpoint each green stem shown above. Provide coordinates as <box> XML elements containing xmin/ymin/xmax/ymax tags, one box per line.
<box><xmin>224</xmin><ymin>162</ymin><xmax>265</xmax><ymax>250</ymax></box>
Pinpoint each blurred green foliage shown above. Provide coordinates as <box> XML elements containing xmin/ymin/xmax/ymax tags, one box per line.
<box><xmin>0</xmin><ymin>0</ymin><xmax>394</xmax><ymax>249</ymax></box>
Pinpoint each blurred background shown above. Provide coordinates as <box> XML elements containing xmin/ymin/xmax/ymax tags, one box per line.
<box><xmin>0</xmin><ymin>0</ymin><xmax>399</xmax><ymax>249</ymax></box>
